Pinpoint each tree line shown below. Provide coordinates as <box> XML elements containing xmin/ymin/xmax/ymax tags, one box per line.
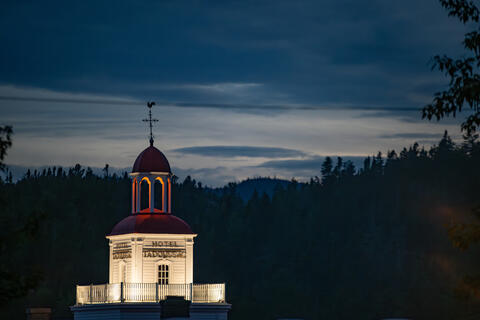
<box><xmin>1</xmin><ymin>131</ymin><xmax>480</xmax><ymax>319</ymax></box>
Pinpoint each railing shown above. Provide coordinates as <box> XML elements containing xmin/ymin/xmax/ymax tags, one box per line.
<box><xmin>76</xmin><ymin>283</ymin><xmax>225</xmax><ymax>305</ymax></box>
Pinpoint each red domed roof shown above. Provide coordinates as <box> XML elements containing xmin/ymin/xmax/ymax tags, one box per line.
<box><xmin>132</xmin><ymin>146</ymin><xmax>171</xmax><ymax>173</ymax></box>
<box><xmin>109</xmin><ymin>214</ymin><xmax>194</xmax><ymax>236</ymax></box>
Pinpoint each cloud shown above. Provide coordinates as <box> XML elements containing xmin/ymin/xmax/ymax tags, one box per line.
<box><xmin>0</xmin><ymin>85</ymin><xmax>141</xmax><ymax>105</ymax></box>
<box><xmin>156</xmin><ymin>82</ymin><xmax>263</xmax><ymax>93</ymax></box>
<box><xmin>354</xmin><ymin>109</ymin><xmax>424</xmax><ymax>123</ymax></box>
<box><xmin>257</xmin><ymin>156</ymin><xmax>366</xmax><ymax>173</ymax></box>
<box><xmin>0</xmin><ymin>84</ymin><xmax>427</xmax><ymax>115</ymax></box>
<box><xmin>171</xmin><ymin>145</ymin><xmax>306</xmax><ymax>158</ymax></box>
<box><xmin>1</xmin><ymin>83</ymin><xmax>463</xmax><ymax>181</ymax></box>
<box><xmin>379</xmin><ymin>132</ymin><xmax>445</xmax><ymax>140</ymax></box>
<box><xmin>379</xmin><ymin>131</ymin><xmax>465</xmax><ymax>145</ymax></box>
<box><xmin>0</xmin><ymin>0</ymin><xmax>466</xmax><ymax>112</ymax></box>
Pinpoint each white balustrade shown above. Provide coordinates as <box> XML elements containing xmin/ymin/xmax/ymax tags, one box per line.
<box><xmin>76</xmin><ymin>283</ymin><xmax>225</xmax><ymax>305</ymax></box>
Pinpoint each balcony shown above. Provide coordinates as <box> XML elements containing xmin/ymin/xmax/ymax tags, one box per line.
<box><xmin>75</xmin><ymin>283</ymin><xmax>226</xmax><ymax>305</ymax></box>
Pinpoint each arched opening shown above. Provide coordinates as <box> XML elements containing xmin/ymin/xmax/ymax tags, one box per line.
<box><xmin>154</xmin><ymin>178</ymin><xmax>164</xmax><ymax>212</ymax></box>
<box><xmin>140</xmin><ymin>177</ymin><xmax>150</xmax><ymax>212</ymax></box>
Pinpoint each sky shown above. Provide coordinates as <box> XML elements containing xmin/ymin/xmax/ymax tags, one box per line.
<box><xmin>0</xmin><ymin>0</ymin><xmax>470</xmax><ymax>186</ymax></box>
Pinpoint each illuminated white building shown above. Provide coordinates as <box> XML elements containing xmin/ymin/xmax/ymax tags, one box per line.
<box><xmin>108</xmin><ymin>145</ymin><xmax>195</xmax><ymax>286</ymax></box>
<box><xmin>71</xmin><ymin>106</ymin><xmax>231</xmax><ymax>320</ymax></box>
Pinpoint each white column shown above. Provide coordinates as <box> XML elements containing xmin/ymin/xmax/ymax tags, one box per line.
<box><xmin>185</xmin><ymin>238</ymin><xmax>194</xmax><ymax>284</ymax></box>
<box><xmin>131</xmin><ymin>238</ymin><xmax>144</xmax><ymax>283</ymax></box>
<box><xmin>130</xmin><ymin>238</ymin><xmax>135</xmax><ymax>282</ymax></box>
<box><xmin>108</xmin><ymin>240</ymin><xmax>113</xmax><ymax>284</ymax></box>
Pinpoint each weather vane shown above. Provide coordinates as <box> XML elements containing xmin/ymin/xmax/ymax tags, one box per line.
<box><xmin>143</xmin><ymin>101</ymin><xmax>159</xmax><ymax>146</ymax></box>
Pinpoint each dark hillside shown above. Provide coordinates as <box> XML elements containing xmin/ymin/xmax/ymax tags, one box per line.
<box><xmin>209</xmin><ymin>177</ymin><xmax>294</xmax><ymax>202</ymax></box>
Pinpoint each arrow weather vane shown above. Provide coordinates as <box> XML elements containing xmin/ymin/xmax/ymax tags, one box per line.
<box><xmin>143</xmin><ymin>101</ymin><xmax>159</xmax><ymax>146</ymax></box>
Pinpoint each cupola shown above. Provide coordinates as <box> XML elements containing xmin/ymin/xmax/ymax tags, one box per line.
<box><xmin>73</xmin><ymin>102</ymin><xmax>229</xmax><ymax>318</ymax></box>
<box><xmin>130</xmin><ymin>145</ymin><xmax>173</xmax><ymax>214</ymax></box>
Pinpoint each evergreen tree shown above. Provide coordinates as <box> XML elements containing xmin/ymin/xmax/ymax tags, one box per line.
<box><xmin>321</xmin><ymin>156</ymin><xmax>334</xmax><ymax>185</ymax></box>
<box><xmin>0</xmin><ymin>127</ymin><xmax>43</xmax><ymax>306</ymax></box>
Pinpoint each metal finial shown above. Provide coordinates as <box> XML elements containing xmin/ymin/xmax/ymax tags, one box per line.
<box><xmin>142</xmin><ymin>102</ymin><xmax>158</xmax><ymax>146</ymax></box>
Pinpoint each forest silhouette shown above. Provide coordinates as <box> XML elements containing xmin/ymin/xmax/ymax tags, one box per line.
<box><xmin>1</xmin><ymin>131</ymin><xmax>480</xmax><ymax>319</ymax></box>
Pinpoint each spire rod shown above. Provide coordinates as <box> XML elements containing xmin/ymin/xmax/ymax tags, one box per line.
<box><xmin>142</xmin><ymin>101</ymin><xmax>158</xmax><ymax>146</ymax></box>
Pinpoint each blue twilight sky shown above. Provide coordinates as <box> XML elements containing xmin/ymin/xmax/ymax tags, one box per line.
<box><xmin>0</xmin><ymin>0</ymin><xmax>469</xmax><ymax>186</ymax></box>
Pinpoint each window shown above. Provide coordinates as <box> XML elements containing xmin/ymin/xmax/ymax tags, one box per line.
<box><xmin>154</xmin><ymin>178</ymin><xmax>164</xmax><ymax>212</ymax></box>
<box><xmin>158</xmin><ymin>264</ymin><xmax>169</xmax><ymax>285</ymax></box>
<box><xmin>140</xmin><ymin>178</ymin><xmax>150</xmax><ymax>211</ymax></box>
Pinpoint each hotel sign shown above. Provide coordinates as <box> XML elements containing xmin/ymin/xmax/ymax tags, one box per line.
<box><xmin>152</xmin><ymin>241</ymin><xmax>177</xmax><ymax>247</ymax></box>
<box><xmin>143</xmin><ymin>248</ymin><xmax>186</xmax><ymax>258</ymax></box>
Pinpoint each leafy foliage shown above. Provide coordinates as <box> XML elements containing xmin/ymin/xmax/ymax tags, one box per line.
<box><xmin>448</xmin><ymin>206</ymin><xmax>480</xmax><ymax>251</ymax></box>
<box><xmin>423</xmin><ymin>0</ymin><xmax>480</xmax><ymax>135</ymax></box>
